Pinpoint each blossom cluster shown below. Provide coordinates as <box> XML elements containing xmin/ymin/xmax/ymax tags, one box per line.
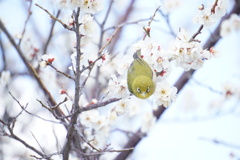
<box><xmin>170</xmin><ymin>29</ymin><xmax>220</xmax><ymax>71</ymax></box>
<box><xmin>193</xmin><ymin>0</ymin><xmax>228</xmax><ymax>27</ymax></box>
<box><xmin>56</xmin><ymin>0</ymin><xmax>103</xmax><ymax>14</ymax></box>
<box><xmin>220</xmin><ymin>14</ymin><xmax>240</xmax><ymax>37</ymax></box>
<box><xmin>75</xmin><ymin>98</ymin><xmax>143</xmax><ymax>150</ymax></box>
<box><xmin>36</xmin><ymin>0</ymin><xmax>232</xmax><ymax>157</ymax></box>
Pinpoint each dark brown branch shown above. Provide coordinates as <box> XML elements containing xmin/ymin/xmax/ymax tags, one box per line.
<box><xmin>189</xmin><ymin>25</ymin><xmax>204</xmax><ymax>42</ymax></box>
<box><xmin>114</xmin><ymin>2</ymin><xmax>240</xmax><ymax>160</ymax></box>
<box><xmin>211</xmin><ymin>0</ymin><xmax>219</xmax><ymax>14</ymax></box>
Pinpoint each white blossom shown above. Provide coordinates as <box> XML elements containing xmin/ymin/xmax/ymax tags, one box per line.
<box><xmin>40</xmin><ymin>54</ymin><xmax>55</xmax><ymax>68</ymax></box>
<box><xmin>69</xmin><ymin>51</ymin><xmax>95</xmax><ymax>72</ymax></box>
<box><xmin>116</xmin><ymin>54</ymin><xmax>132</xmax><ymax>76</ymax></box>
<box><xmin>80</xmin><ymin>109</ymin><xmax>100</xmax><ymax>126</ymax></box>
<box><xmin>193</xmin><ymin>8</ymin><xmax>217</xmax><ymax>27</ymax></box>
<box><xmin>193</xmin><ymin>0</ymin><xmax>229</xmax><ymax>28</ymax></box>
<box><xmin>96</xmin><ymin>51</ymin><xmax>111</xmax><ymax>66</ymax></box>
<box><xmin>220</xmin><ymin>13</ymin><xmax>240</xmax><ymax>37</ymax></box>
<box><xmin>92</xmin><ymin>115</ymin><xmax>108</xmax><ymax>130</ymax></box>
<box><xmin>128</xmin><ymin>102</ymin><xmax>140</xmax><ymax>117</ymax></box>
<box><xmin>58</xmin><ymin>0</ymin><xmax>103</xmax><ymax>13</ymax></box>
<box><xmin>162</xmin><ymin>0</ymin><xmax>181</xmax><ymax>13</ymax></box>
<box><xmin>140</xmin><ymin>112</ymin><xmax>156</xmax><ymax>133</ymax></box>
<box><xmin>211</xmin><ymin>0</ymin><xmax>229</xmax><ymax>19</ymax></box>
<box><xmin>80</xmin><ymin>0</ymin><xmax>104</xmax><ymax>14</ymax></box>
<box><xmin>115</xmin><ymin>99</ymin><xmax>131</xmax><ymax>115</ymax></box>
<box><xmin>222</xmin><ymin>82</ymin><xmax>237</xmax><ymax>99</ymax></box>
<box><xmin>170</xmin><ymin>29</ymin><xmax>216</xmax><ymax>71</ymax></box>
<box><xmin>66</xmin><ymin>0</ymin><xmax>82</xmax><ymax>9</ymax></box>
<box><xmin>0</xmin><ymin>70</ymin><xmax>11</xmax><ymax>87</ymax></box>
<box><xmin>80</xmin><ymin>14</ymin><xmax>96</xmax><ymax>35</ymax></box>
<box><xmin>107</xmin><ymin>75</ymin><xmax>129</xmax><ymax>98</ymax></box>
<box><xmin>108</xmin><ymin>110</ymin><xmax>118</xmax><ymax>124</ymax></box>
<box><xmin>153</xmin><ymin>80</ymin><xmax>177</xmax><ymax>107</ymax></box>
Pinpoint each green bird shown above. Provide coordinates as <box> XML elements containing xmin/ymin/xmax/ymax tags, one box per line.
<box><xmin>127</xmin><ymin>50</ymin><xmax>156</xmax><ymax>99</ymax></box>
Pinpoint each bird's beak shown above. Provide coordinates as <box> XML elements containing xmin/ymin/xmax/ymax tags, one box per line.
<box><xmin>141</xmin><ymin>92</ymin><xmax>146</xmax><ymax>98</ymax></box>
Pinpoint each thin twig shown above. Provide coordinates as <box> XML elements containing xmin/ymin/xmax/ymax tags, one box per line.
<box><xmin>43</xmin><ymin>10</ymin><xmax>61</xmax><ymax>54</ymax></box>
<box><xmin>18</xmin><ymin>0</ymin><xmax>33</xmax><ymax>46</ymax></box>
<box><xmin>0</xmin><ymin>34</ymin><xmax>7</xmax><ymax>70</ymax></box>
<box><xmin>81</xmin><ymin>136</ymin><xmax>101</xmax><ymax>152</ymax></box>
<box><xmin>1</xmin><ymin>116</ymin><xmax>47</xmax><ymax>159</ymax></box>
<box><xmin>158</xmin><ymin>10</ymin><xmax>176</xmax><ymax>37</ymax></box>
<box><xmin>9</xmin><ymin>91</ymin><xmax>63</xmax><ymax>124</ymax></box>
<box><xmin>143</xmin><ymin>5</ymin><xmax>161</xmax><ymax>40</ymax></box>
<box><xmin>97</xmin><ymin>0</ymin><xmax>114</xmax><ymax>51</ymax></box>
<box><xmin>105</xmin><ymin>147</ymin><xmax>134</xmax><ymax>152</ymax></box>
<box><xmin>99</xmin><ymin>27</ymin><xmax>120</xmax><ymax>54</ymax></box>
<box><xmin>104</xmin><ymin>18</ymin><xmax>154</xmax><ymax>32</ymax></box>
<box><xmin>211</xmin><ymin>0</ymin><xmax>219</xmax><ymax>14</ymax></box>
<box><xmin>36</xmin><ymin>98</ymin><xmax>69</xmax><ymax>123</ymax></box>
<box><xmin>189</xmin><ymin>25</ymin><xmax>204</xmax><ymax>42</ymax></box>
<box><xmin>31</xmin><ymin>131</ymin><xmax>46</xmax><ymax>154</ymax></box>
<box><xmin>0</xmin><ymin>19</ymin><xmax>67</xmax><ymax>126</ymax></box>
<box><xmin>79</xmin><ymin>98</ymin><xmax>121</xmax><ymax>113</ymax></box>
<box><xmin>200</xmin><ymin>137</ymin><xmax>240</xmax><ymax>149</ymax></box>
<box><xmin>47</xmin><ymin>63</ymin><xmax>75</xmax><ymax>80</ymax></box>
<box><xmin>190</xmin><ymin>78</ymin><xmax>223</xmax><ymax>94</ymax></box>
<box><xmin>109</xmin><ymin>0</ymin><xmax>136</xmax><ymax>53</ymax></box>
<box><xmin>79</xmin><ymin>27</ymin><xmax>120</xmax><ymax>79</ymax></box>
<box><xmin>35</xmin><ymin>4</ymin><xmax>72</xmax><ymax>30</ymax></box>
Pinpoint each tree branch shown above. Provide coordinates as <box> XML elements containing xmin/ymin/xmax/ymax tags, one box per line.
<box><xmin>200</xmin><ymin>137</ymin><xmax>240</xmax><ymax>149</ymax></box>
<box><xmin>114</xmin><ymin>2</ymin><xmax>240</xmax><ymax>160</ymax></box>
<box><xmin>18</xmin><ymin>0</ymin><xmax>33</xmax><ymax>46</ymax></box>
<box><xmin>35</xmin><ymin>4</ymin><xmax>72</xmax><ymax>30</ymax></box>
<box><xmin>43</xmin><ymin>10</ymin><xmax>61</xmax><ymax>54</ymax></box>
<box><xmin>0</xmin><ymin>19</ymin><xmax>67</xmax><ymax>126</ymax></box>
<box><xmin>79</xmin><ymin>98</ymin><xmax>121</xmax><ymax>113</ymax></box>
<box><xmin>143</xmin><ymin>5</ymin><xmax>161</xmax><ymax>40</ymax></box>
<box><xmin>62</xmin><ymin>7</ymin><xmax>81</xmax><ymax>160</ymax></box>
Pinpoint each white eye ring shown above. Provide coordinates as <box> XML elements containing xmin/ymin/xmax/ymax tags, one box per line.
<box><xmin>146</xmin><ymin>86</ymin><xmax>150</xmax><ymax>93</ymax></box>
<box><xmin>137</xmin><ymin>88</ymin><xmax>141</xmax><ymax>93</ymax></box>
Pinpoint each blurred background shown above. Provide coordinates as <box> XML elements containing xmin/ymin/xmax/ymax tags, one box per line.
<box><xmin>0</xmin><ymin>0</ymin><xmax>240</xmax><ymax>159</ymax></box>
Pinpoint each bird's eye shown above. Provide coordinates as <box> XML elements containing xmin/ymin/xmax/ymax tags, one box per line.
<box><xmin>137</xmin><ymin>87</ymin><xmax>141</xmax><ymax>93</ymax></box>
<box><xmin>146</xmin><ymin>86</ymin><xmax>150</xmax><ymax>93</ymax></box>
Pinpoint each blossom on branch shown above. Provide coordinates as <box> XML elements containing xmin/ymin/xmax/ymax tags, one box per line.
<box><xmin>153</xmin><ymin>80</ymin><xmax>177</xmax><ymax>107</ymax></box>
<box><xmin>39</xmin><ymin>54</ymin><xmax>55</xmax><ymax>68</ymax></box>
<box><xmin>193</xmin><ymin>0</ymin><xmax>229</xmax><ymax>27</ymax></box>
<box><xmin>80</xmin><ymin>14</ymin><xmax>97</xmax><ymax>36</ymax></box>
<box><xmin>170</xmin><ymin>29</ymin><xmax>216</xmax><ymax>71</ymax></box>
<box><xmin>220</xmin><ymin>13</ymin><xmax>240</xmax><ymax>37</ymax></box>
